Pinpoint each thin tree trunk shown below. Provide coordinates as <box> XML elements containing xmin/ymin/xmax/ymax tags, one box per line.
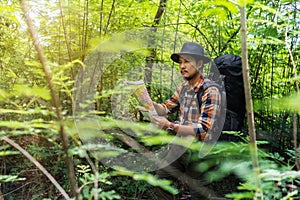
<box><xmin>240</xmin><ymin>6</ymin><xmax>259</xmax><ymax>166</ymax></box>
<box><xmin>253</xmin><ymin>45</ymin><xmax>265</xmax><ymax>85</ymax></box>
<box><xmin>104</xmin><ymin>0</ymin><xmax>115</xmax><ymax>35</ymax></box>
<box><xmin>19</xmin><ymin>0</ymin><xmax>79</xmax><ymax>198</ymax></box>
<box><xmin>59</xmin><ymin>0</ymin><xmax>72</xmax><ymax>62</ymax></box>
<box><xmin>58</xmin><ymin>0</ymin><xmax>74</xmax><ymax>115</ymax></box>
<box><xmin>240</xmin><ymin>4</ymin><xmax>262</xmax><ymax>198</ymax></box>
<box><xmin>0</xmin><ymin>157</ymin><xmax>6</xmax><ymax>198</ymax></box>
<box><xmin>81</xmin><ymin>0</ymin><xmax>89</xmax><ymax>60</ymax></box>
<box><xmin>99</xmin><ymin>0</ymin><xmax>104</xmax><ymax>37</ymax></box>
<box><xmin>144</xmin><ymin>0</ymin><xmax>167</xmax><ymax>86</ymax></box>
<box><xmin>285</xmin><ymin>19</ymin><xmax>300</xmax><ymax>170</ymax></box>
<box><xmin>293</xmin><ymin>113</ymin><xmax>299</xmax><ymax>170</ymax></box>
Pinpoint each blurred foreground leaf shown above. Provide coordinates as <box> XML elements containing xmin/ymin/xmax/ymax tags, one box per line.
<box><xmin>0</xmin><ymin>151</ymin><xmax>20</xmax><ymax>156</ymax></box>
<box><xmin>13</xmin><ymin>84</ymin><xmax>51</xmax><ymax>100</ymax></box>
<box><xmin>255</xmin><ymin>92</ymin><xmax>300</xmax><ymax>114</ymax></box>
<box><xmin>272</xmin><ymin>92</ymin><xmax>300</xmax><ymax>114</ymax></box>
<box><xmin>112</xmin><ymin>167</ymin><xmax>178</xmax><ymax>195</ymax></box>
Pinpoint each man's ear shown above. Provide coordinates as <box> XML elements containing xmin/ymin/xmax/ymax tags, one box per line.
<box><xmin>197</xmin><ymin>60</ymin><xmax>203</xmax><ymax>70</ymax></box>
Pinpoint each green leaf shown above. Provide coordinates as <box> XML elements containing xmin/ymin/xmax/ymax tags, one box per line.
<box><xmin>0</xmin><ymin>5</ymin><xmax>19</xmax><ymax>24</ymax></box>
<box><xmin>271</xmin><ymin>92</ymin><xmax>300</xmax><ymax>114</ymax></box>
<box><xmin>0</xmin><ymin>120</ymin><xmax>57</xmax><ymax>130</ymax></box>
<box><xmin>0</xmin><ymin>175</ymin><xmax>26</xmax><ymax>183</ymax></box>
<box><xmin>226</xmin><ymin>191</ymin><xmax>254</xmax><ymax>200</ymax></box>
<box><xmin>252</xmin><ymin>2</ymin><xmax>277</xmax><ymax>14</ymax></box>
<box><xmin>266</xmin><ymin>36</ymin><xmax>285</xmax><ymax>45</ymax></box>
<box><xmin>215</xmin><ymin>1</ymin><xmax>239</xmax><ymax>13</ymax></box>
<box><xmin>97</xmin><ymin>190</ymin><xmax>120</xmax><ymax>200</ymax></box>
<box><xmin>281</xmin><ymin>190</ymin><xmax>298</xmax><ymax>200</ymax></box>
<box><xmin>0</xmin><ymin>89</ymin><xmax>9</xmax><ymax>101</ymax></box>
<box><xmin>13</xmin><ymin>84</ymin><xmax>51</xmax><ymax>100</ymax></box>
<box><xmin>24</xmin><ymin>60</ymin><xmax>42</xmax><ymax>67</ymax></box>
<box><xmin>203</xmin><ymin>7</ymin><xmax>227</xmax><ymax>20</ymax></box>
<box><xmin>0</xmin><ymin>151</ymin><xmax>20</xmax><ymax>156</ymax></box>
<box><xmin>236</xmin><ymin>0</ymin><xmax>255</xmax><ymax>7</ymax></box>
<box><xmin>113</xmin><ymin>167</ymin><xmax>178</xmax><ymax>195</ymax></box>
<box><xmin>0</xmin><ymin>108</ymin><xmax>52</xmax><ymax>116</ymax></box>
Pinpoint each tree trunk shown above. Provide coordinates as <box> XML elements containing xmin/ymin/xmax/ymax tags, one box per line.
<box><xmin>0</xmin><ymin>188</ymin><xmax>3</xmax><ymax>200</ymax></box>
<box><xmin>81</xmin><ymin>0</ymin><xmax>89</xmax><ymax>60</ymax></box>
<box><xmin>104</xmin><ymin>0</ymin><xmax>115</xmax><ymax>35</ymax></box>
<box><xmin>240</xmin><ymin>3</ymin><xmax>259</xmax><ymax>169</ymax></box>
<box><xmin>99</xmin><ymin>0</ymin><xmax>104</xmax><ymax>37</ymax></box>
<box><xmin>58</xmin><ymin>0</ymin><xmax>72</xmax><ymax>62</ymax></box>
<box><xmin>285</xmin><ymin>10</ymin><xmax>300</xmax><ymax>169</ymax></box>
<box><xmin>19</xmin><ymin>0</ymin><xmax>79</xmax><ymax>198</ymax></box>
<box><xmin>240</xmin><ymin>4</ymin><xmax>262</xmax><ymax>198</ymax></box>
<box><xmin>144</xmin><ymin>0</ymin><xmax>167</xmax><ymax>88</ymax></box>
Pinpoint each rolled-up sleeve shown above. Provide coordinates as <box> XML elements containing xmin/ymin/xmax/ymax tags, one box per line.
<box><xmin>193</xmin><ymin>86</ymin><xmax>221</xmax><ymax>138</ymax></box>
<box><xmin>161</xmin><ymin>86</ymin><xmax>181</xmax><ymax>114</ymax></box>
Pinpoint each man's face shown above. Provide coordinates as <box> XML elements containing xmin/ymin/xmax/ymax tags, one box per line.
<box><xmin>178</xmin><ymin>55</ymin><xmax>200</xmax><ymax>80</ymax></box>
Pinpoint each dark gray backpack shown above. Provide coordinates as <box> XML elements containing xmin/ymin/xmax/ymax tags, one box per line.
<box><xmin>208</xmin><ymin>54</ymin><xmax>246</xmax><ymax>141</ymax></box>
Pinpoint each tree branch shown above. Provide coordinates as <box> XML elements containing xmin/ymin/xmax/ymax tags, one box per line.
<box><xmin>220</xmin><ymin>25</ymin><xmax>241</xmax><ymax>53</ymax></box>
<box><xmin>189</xmin><ymin>24</ymin><xmax>217</xmax><ymax>54</ymax></box>
<box><xmin>1</xmin><ymin>136</ymin><xmax>70</xmax><ymax>200</ymax></box>
<box><xmin>104</xmin><ymin>0</ymin><xmax>115</xmax><ymax>35</ymax></box>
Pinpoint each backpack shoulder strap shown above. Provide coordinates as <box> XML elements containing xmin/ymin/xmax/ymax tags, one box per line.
<box><xmin>197</xmin><ymin>79</ymin><xmax>226</xmax><ymax>143</ymax></box>
<box><xmin>197</xmin><ymin>80</ymin><xmax>222</xmax><ymax>107</ymax></box>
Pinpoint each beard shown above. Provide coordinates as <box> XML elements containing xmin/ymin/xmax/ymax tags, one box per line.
<box><xmin>183</xmin><ymin>70</ymin><xmax>200</xmax><ymax>81</ymax></box>
<box><xmin>183</xmin><ymin>76</ymin><xmax>192</xmax><ymax>81</ymax></box>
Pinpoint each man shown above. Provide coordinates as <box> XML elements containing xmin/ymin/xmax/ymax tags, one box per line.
<box><xmin>151</xmin><ymin>42</ymin><xmax>221</xmax><ymax>199</ymax></box>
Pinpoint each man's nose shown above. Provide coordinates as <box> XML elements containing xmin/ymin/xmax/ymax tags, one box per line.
<box><xmin>179</xmin><ymin>63</ymin><xmax>185</xmax><ymax>69</ymax></box>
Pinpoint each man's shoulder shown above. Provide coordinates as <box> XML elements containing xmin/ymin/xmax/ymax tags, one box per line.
<box><xmin>177</xmin><ymin>81</ymin><xmax>189</xmax><ymax>91</ymax></box>
<box><xmin>200</xmin><ymin>79</ymin><xmax>222</xmax><ymax>96</ymax></box>
<box><xmin>202</xmin><ymin>79</ymin><xmax>220</xmax><ymax>88</ymax></box>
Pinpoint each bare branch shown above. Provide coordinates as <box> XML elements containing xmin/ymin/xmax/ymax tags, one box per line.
<box><xmin>220</xmin><ymin>25</ymin><xmax>241</xmax><ymax>53</ymax></box>
<box><xmin>1</xmin><ymin>136</ymin><xmax>70</xmax><ymax>200</ymax></box>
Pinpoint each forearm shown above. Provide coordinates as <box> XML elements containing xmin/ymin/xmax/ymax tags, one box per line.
<box><xmin>151</xmin><ymin>116</ymin><xmax>206</xmax><ymax>140</ymax></box>
<box><xmin>172</xmin><ymin>123</ymin><xmax>207</xmax><ymax>140</ymax></box>
<box><xmin>153</xmin><ymin>102</ymin><xmax>167</xmax><ymax>116</ymax></box>
<box><xmin>173</xmin><ymin>124</ymin><xmax>196</xmax><ymax>137</ymax></box>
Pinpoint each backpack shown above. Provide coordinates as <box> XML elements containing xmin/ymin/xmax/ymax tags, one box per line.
<box><xmin>177</xmin><ymin>54</ymin><xmax>245</xmax><ymax>142</ymax></box>
<box><xmin>209</xmin><ymin>54</ymin><xmax>246</xmax><ymax>141</ymax></box>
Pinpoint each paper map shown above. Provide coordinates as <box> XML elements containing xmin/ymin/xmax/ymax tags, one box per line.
<box><xmin>125</xmin><ymin>80</ymin><xmax>157</xmax><ymax>117</ymax></box>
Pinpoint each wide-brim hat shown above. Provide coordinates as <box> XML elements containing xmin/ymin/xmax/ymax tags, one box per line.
<box><xmin>171</xmin><ymin>42</ymin><xmax>211</xmax><ymax>64</ymax></box>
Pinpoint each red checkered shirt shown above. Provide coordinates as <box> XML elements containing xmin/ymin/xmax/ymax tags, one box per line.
<box><xmin>161</xmin><ymin>75</ymin><xmax>221</xmax><ymax>140</ymax></box>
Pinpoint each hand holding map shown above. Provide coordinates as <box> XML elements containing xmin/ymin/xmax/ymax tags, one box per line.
<box><xmin>124</xmin><ymin>80</ymin><xmax>158</xmax><ymax>117</ymax></box>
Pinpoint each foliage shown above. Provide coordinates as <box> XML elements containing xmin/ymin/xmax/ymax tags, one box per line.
<box><xmin>227</xmin><ymin>160</ymin><xmax>300</xmax><ymax>200</ymax></box>
<box><xmin>76</xmin><ymin>164</ymin><xmax>120</xmax><ymax>200</ymax></box>
<box><xmin>0</xmin><ymin>0</ymin><xmax>299</xmax><ymax>199</ymax></box>
<box><xmin>0</xmin><ymin>145</ymin><xmax>25</xmax><ymax>184</ymax></box>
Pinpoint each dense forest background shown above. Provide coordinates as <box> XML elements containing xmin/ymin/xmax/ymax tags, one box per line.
<box><xmin>0</xmin><ymin>0</ymin><xmax>300</xmax><ymax>199</ymax></box>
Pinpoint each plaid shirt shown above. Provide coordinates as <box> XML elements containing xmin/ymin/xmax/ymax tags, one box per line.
<box><xmin>162</xmin><ymin>75</ymin><xmax>221</xmax><ymax>140</ymax></box>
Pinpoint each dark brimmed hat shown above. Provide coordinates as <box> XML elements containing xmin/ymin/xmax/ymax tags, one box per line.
<box><xmin>171</xmin><ymin>42</ymin><xmax>211</xmax><ymax>64</ymax></box>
